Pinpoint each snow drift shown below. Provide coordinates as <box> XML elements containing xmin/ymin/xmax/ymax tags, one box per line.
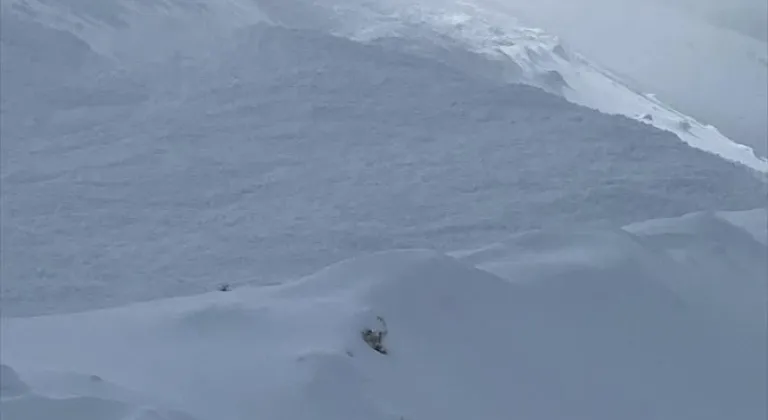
<box><xmin>2</xmin><ymin>209</ymin><xmax>765</xmax><ymax>420</ymax></box>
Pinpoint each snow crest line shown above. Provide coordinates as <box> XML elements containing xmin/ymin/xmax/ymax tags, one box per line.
<box><xmin>2</xmin><ymin>209</ymin><xmax>766</xmax><ymax>420</ymax></box>
<box><xmin>346</xmin><ymin>1</ymin><xmax>768</xmax><ymax>173</ymax></box>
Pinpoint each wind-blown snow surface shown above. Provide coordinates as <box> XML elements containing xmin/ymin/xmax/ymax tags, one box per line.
<box><xmin>2</xmin><ymin>3</ymin><xmax>767</xmax><ymax>416</ymax></box>
<box><xmin>2</xmin><ymin>209</ymin><xmax>766</xmax><ymax>420</ymax></box>
<box><xmin>1</xmin><ymin>0</ymin><xmax>767</xmax><ymax>316</ymax></box>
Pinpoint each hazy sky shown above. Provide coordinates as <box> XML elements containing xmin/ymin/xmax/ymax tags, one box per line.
<box><xmin>658</xmin><ymin>0</ymin><xmax>767</xmax><ymax>41</ymax></box>
<box><xmin>516</xmin><ymin>0</ymin><xmax>768</xmax><ymax>41</ymax></box>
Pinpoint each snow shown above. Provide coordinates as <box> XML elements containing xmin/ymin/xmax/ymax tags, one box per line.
<box><xmin>2</xmin><ymin>1</ymin><xmax>766</xmax><ymax>418</ymax></box>
<box><xmin>339</xmin><ymin>0</ymin><xmax>768</xmax><ymax>171</ymax></box>
<box><xmin>468</xmin><ymin>0</ymin><xmax>768</xmax><ymax>156</ymax></box>
<box><xmin>4</xmin><ymin>0</ymin><xmax>766</xmax><ymax>171</ymax></box>
<box><xmin>716</xmin><ymin>208</ymin><xmax>768</xmax><ymax>245</ymax></box>
<box><xmin>2</xmin><ymin>209</ymin><xmax>766</xmax><ymax>420</ymax></box>
<box><xmin>2</xmin><ymin>3</ymin><xmax>766</xmax><ymax>316</ymax></box>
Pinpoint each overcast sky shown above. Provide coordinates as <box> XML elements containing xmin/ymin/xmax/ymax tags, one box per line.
<box><xmin>659</xmin><ymin>0</ymin><xmax>767</xmax><ymax>41</ymax></box>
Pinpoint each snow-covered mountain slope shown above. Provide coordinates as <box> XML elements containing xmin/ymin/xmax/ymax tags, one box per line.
<box><xmin>2</xmin><ymin>26</ymin><xmax>766</xmax><ymax>316</ymax></box>
<box><xmin>455</xmin><ymin>208</ymin><xmax>768</xmax><ymax>332</ymax></box>
<box><xmin>344</xmin><ymin>4</ymin><xmax>768</xmax><ymax>171</ymax></box>
<box><xmin>2</xmin><ymin>2</ymin><xmax>765</xmax><ymax>418</ymax></box>
<box><xmin>2</xmin><ymin>1</ymin><xmax>766</xmax><ymax>316</ymax></box>
<box><xmin>4</xmin><ymin>0</ymin><xmax>766</xmax><ymax>169</ymax></box>
<box><xmin>472</xmin><ymin>0</ymin><xmax>768</xmax><ymax>156</ymax></box>
<box><xmin>2</xmin><ymin>209</ymin><xmax>766</xmax><ymax>420</ymax></box>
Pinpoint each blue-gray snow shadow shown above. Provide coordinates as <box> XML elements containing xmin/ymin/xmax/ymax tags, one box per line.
<box><xmin>0</xmin><ymin>10</ymin><xmax>148</xmax><ymax>139</ymax></box>
<box><xmin>497</xmin><ymin>265</ymin><xmax>765</xmax><ymax>420</ymax></box>
<box><xmin>1</xmin><ymin>24</ymin><xmax>764</xmax><ymax>315</ymax></box>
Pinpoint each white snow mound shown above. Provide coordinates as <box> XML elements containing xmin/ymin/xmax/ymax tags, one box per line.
<box><xmin>2</xmin><ymin>210</ymin><xmax>765</xmax><ymax>420</ymax></box>
<box><xmin>0</xmin><ymin>365</ymin><xmax>198</xmax><ymax>420</ymax></box>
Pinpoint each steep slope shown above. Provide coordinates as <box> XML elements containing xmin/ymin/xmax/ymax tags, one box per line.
<box><xmin>3</xmin><ymin>0</ymin><xmax>766</xmax><ymax>169</ymax></box>
<box><xmin>2</xmin><ymin>210</ymin><xmax>766</xmax><ymax>420</ymax></box>
<box><xmin>3</xmin><ymin>22</ymin><xmax>765</xmax><ymax>316</ymax></box>
<box><xmin>3</xmin><ymin>1</ymin><xmax>767</xmax><ymax>316</ymax></box>
<box><xmin>2</xmin><ymin>5</ymin><xmax>765</xmax><ymax>416</ymax></box>
<box><xmin>471</xmin><ymin>0</ymin><xmax>768</xmax><ymax>156</ymax></box>
<box><xmin>339</xmin><ymin>1</ymin><xmax>768</xmax><ymax>171</ymax></box>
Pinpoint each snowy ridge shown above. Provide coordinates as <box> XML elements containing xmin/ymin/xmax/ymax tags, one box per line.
<box><xmin>2</xmin><ymin>209</ymin><xmax>766</xmax><ymax>420</ymax></box>
<box><xmin>2</xmin><ymin>3</ymin><xmax>765</xmax><ymax>419</ymax></box>
<box><xmin>477</xmin><ymin>0</ymin><xmax>768</xmax><ymax>156</ymax></box>
<box><xmin>2</xmin><ymin>1</ymin><xmax>766</xmax><ymax>316</ymax></box>
<box><xmin>344</xmin><ymin>1</ymin><xmax>768</xmax><ymax>173</ymax></box>
<box><xmin>3</xmin><ymin>0</ymin><xmax>765</xmax><ymax>171</ymax></box>
<box><xmin>559</xmin><ymin>50</ymin><xmax>768</xmax><ymax>175</ymax></box>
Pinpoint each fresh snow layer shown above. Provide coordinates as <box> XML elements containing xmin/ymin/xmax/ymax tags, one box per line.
<box><xmin>2</xmin><ymin>209</ymin><xmax>766</xmax><ymax>420</ymax></box>
<box><xmin>2</xmin><ymin>7</ymin><xmax>766</xmax><ymax>316</ymax></box>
